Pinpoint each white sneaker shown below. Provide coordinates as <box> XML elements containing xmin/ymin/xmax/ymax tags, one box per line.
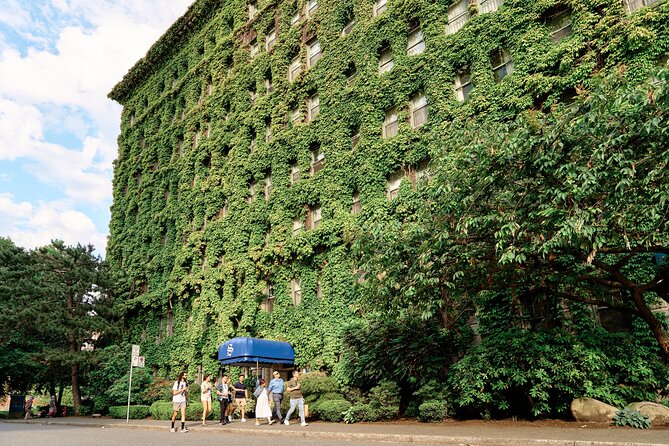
<box><xmin>170</xmin><ymin>428</ymin><xmax>175</xmax><ymax>433</ymax></box>
<box><xmin>283</xmin><ymin>419</ymin><xmax>289</xmax><ymax>425</ymax></box>
<box><xmin>241</xmin><ymin>418</ymin><xmax>246</xmax><ymax>423</ymax></box>
<box><xmin>301</xmin><ymin>422</ymin><xmax>308</xmax><ymax>427</ymax></box>
<box><xmin>228</xmin><ymin>415</ymin><xmax>232</xmax><ymax>422</ymax></box>
<box><xmin>181</xmin><ymin>428</ymin><xmax>189</xmax><ymax>433</ymax></box>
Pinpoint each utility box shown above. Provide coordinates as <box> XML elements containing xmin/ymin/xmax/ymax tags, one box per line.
<box><xmin>9</xmin><ymin>395</ymin><xmax>25</xmax><ymax>419</ymax></box>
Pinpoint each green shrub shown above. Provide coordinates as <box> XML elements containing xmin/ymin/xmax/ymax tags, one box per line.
<box><xmin>0</xmin><ymin>411</ymin><xmax>8</xmax><ymax>419</ymax></box>
<box><xmin>108</xmin><ymin>405</ymin><xmax>150</xmax><ymax>419</ymax></box>
<box><xmin>612</xmin><ymin>409</ymin><xmax>651</xmax><ymax>429</ymax></box>
<box><xmin>149</xmin><ymin>401</ymin><xmax>173</xmax><ymax>420</ymax></box>
<box><xmin>300</xmin><ymin>372</ymin><xmax>339</xmax><ymax>396</ymax></box>
<box><xmin>418</xmin><ymin>400</ymin><xmax>449</xmax><ymax>422</ymax></box>
<box><xmin>314</xmin><ymin>399</ymin><xmax>351</xmax><ymax>422</ymax></box>
<box><xmin>368</xmin><ymin>381</ymin><xmax>400</xmax><ymax>420</ymax></box>
<box><xmin>343</xmin><ymin>403</ymin><xmax>376</xmax><ymax>423</ymax></box>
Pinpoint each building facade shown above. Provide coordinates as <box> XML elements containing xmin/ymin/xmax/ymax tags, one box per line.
<box><xmin>108</xmin><ymin>0</ymin><xmax>668</xmax><ymax>375</ymax></box>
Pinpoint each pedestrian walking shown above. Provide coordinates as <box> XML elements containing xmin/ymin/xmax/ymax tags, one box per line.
<box><xmin>24</xmin><ymin>395</ymin><xmax>34</xmax><ymax>419</ymax></box>
<box><xmin>254</xmin><ymin>378</ymin><xmax>274</xmax><ymax>426</ymax></box>
<box><xmin>170</xmin><ymin>371</ymin><xmax>189</xmax><ymax>433</ymax></box>
<box><xmin>47</xmin><ymin>395</ymin><xmax>56</xmax><ymax>417</ymax></box>
<box><xmin>215</xmin><ymin>375</ymin><xmax>230</xmax><ymax>425</ymax></box>
<box><xmin>283</xmin><ymin>370</ymin><xmax>307</xmax><ymax>426</ymax></box>
<box><xmin>231</xmin><ymin>375</ymin><xmax>248</xmax><ymax>422</ymax></box>
<box><xmin>200</xmin><ymin>374</ymin><xmax>214</xmax><ymax>426</ymax></box>
<box><xmin>267</xmin><ymin>370</ymin><xmax>284</xmax><ymax>422</ymax></box>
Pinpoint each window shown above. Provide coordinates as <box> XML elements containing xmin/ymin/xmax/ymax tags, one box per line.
<box><xmin>250</xmin><ymin>37</ymin><xmax>259</xmax><ymax>58</ymax></box>
<box><xmin>307</xmin><ymin>205</ymin><xmax>322</xmax><ymax>229</ymax></box>
<box><xmin>351</xmin><ymin>131</ymin><xmax>361</xmax><ymax>148</ymax></box>
<box><xmin>546</xmin><ymin>10</ymin><xmax>572</xmax><ymax>43</ymax></box>
<box><xmin>177</xmin><ymin>139</ymin><xmax>184</xmax><ymax>157</ymax></box>
<box><xmin>293</xmin><ymin>218</ymin><xmax>304</xmax><ymax>234</ymax></box>
<box><xmin>265</xmin><ymin>120</ymin><xmax>272</xmax><ymax>142</ymax></box>
<box><xmin>217</xmin><ymin>201</ymin><xmax>228</xmax><ymax>219</ymax></box>
<box><xmin>625</xmin><ymin>0</ymin><xmax>661</xmax><ymax>12</ymax></box>
<box><xmin>307</xmin><ymin>38</ymin><xmax>321</xmax><ymax>68</ymax></box>
<box><xmin>290</xmin><ymin>278</ymin><xmax>302</xmax><ymax>305</ymax></box>
<box><xmin>205</xmin><ymin>121</ymin><xmax>212</xmax><ymax>138</ymax></box>
<box><xmin>261</xmin><ymin>284</ymin><xmax>275</xmax><ymax>312</ymax></box>
<box><xmin>491</xmin><ymin>48</ymin><xmax>514</xmax><ymax>83</ymax></box>
<box><xmin>345</xmin><ymin>63</ymin><xmax>357</xmax><ymax>86</ymax></box>
<box><xmin>306</xmin><ymin>0</ymin><xmax>318</xmax><ymax>18</ymax></box>
<box><xmin>373</xmin><ymin>0</ymin><xmax>387</xmax><ymax>17</ymax></box>
<box><xmin>206</xmin><ymin>82</ymin><xmax>213</xmax><ymax>96</ymax></box>
<box><xmin>264</xmin><ymin>174</ymin><xmax>272</xmax><ymax>199</ymax></box>
<box><xmin>290</xmin><ymin>163</ymin><xmax>300</xmax><ymax>184</ymax></box>
<box><xmin>265</xmin><ymin>74</ymin><xmax>274</xmax><ymax>93</ymax></box>
<box><xmin>351</xmin><ymin>193</ymin><xmax>361</xmax><ymax>214</ymax></box>
<box><xmin>291</xmin><ymin>107</ymin><xmax>302</xmax><ymax>125</ymax></box>
<box><xmin>447</xmin><ymin>0</ymin><xmax>469</xmax><ymax>34</ymax></box>
<box><xmin>410</xmin><ymin>93</ymin><xmax>428</xmax><ymax>128</ymax></box>
<box><xmin>266</xmin><ymin>28</ymin><xmax>277</xmax><ymax>52</ymax></box>
<box><xmin>479</xmin><ymin>0</ymin><xmax>503</xmax><ymax>14</ymax></box>
<box><xmin>288</xmin><ymin>55</ymin><xmax>302</xmax><ymax>82</ymax></box>
<box><xmin>306</xmin><ymin>94</ymin><xmax>320</xmax><ymax>121</ymax></box>
<box><xmin>311</xmin><ymin>148</ymin><xmax>325</xmax><ymax>174</ymax></box>
<box><xmin>454</xmin><ymin>69</ymin><xmax>473</xmax><ymax>102</ymax></box>
<box><xmin>248</xmin><ymin>1</ymin><xmax>258</xmax><ymax>19</ymax></box>
<box><xmin>250</xmin><ymin>86</ymin><xmax>258</xmax><ymax>104</ymax></box>
<box><xmin>291</xmin><ymin>8</ymin><xmax>302</xmax><ymax>25</ymax></box>
<box><xmin>407</xmin><ymin>25</ymin><xmax>425</xmax><ymax>56</ymax></box>
<box><xmin>248</xmin><ymin>181</ymin><xmax>256</xmax><ymax>203</ymax></box>
<box><xmin>316</xmin><ymin>278</ymin><xmax>323</xmax><ymax>300</ymax></box>
<box><xmin>383</xmin><ymin>107</ymin><xmax>398</xmax><ymax>138</ymax></box>
<box><xmin>387</xmin><ymin>171</ymin><xmax>403</xmax><ymax>200</ymax></box>
<box><xmin>378</xmin><ymin>46</ymin><xmax>394</xmax><ymax>74</ymax></box>
<box><xmin>166</xmin><ymin>310</ymin><xmax>174</xmax><ymax>336</ymax></box>
<box><xmin>342</xmin><ymin>17</ymin><xmax>355</xmax><ymax>36</ymax></box>
<box><xmin>193</xmin><ymin>127</ymin><xmax>201</xmax><ymax>148</ymax></box>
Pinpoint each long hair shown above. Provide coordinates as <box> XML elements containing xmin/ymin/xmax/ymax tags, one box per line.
<box><xmin>177</xmin><ymin>371</ymin><xmax>186</xmax><ymax>385</ymax></box>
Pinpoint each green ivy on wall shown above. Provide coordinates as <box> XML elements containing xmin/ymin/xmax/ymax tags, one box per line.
<box><xmin>107</xmin><ymin>0</ymin><xmax>669</xmax><ymax>377</ymax></box>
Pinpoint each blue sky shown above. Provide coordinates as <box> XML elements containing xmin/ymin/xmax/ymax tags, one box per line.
<box><xmin>0</xmin><ymin>0</ymin><xmax>192</xmax><ymax>256</ymax></box>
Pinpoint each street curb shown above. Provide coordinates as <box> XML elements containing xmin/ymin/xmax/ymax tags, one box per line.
<box><xmin>3</xmin><ymin>420</ymin><xmax>666</xmax><ymax>446</ymax></box>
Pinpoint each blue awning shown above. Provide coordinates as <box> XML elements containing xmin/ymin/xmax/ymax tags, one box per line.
<box><xmin>217</xmin><ymin>337</ymin><xmax>295</xmax><ymax>366</ymax></box>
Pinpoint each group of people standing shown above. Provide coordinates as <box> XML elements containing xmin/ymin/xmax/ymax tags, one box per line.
<box><xmin>169</xmin><ymin>370</ymin><xmax>307</xmax><ymax>433</ymax></box>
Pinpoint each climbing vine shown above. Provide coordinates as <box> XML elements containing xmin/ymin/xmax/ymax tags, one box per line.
<box><xmin>107</xmin><ymin>0</ymin><xmax>669</xmax><ymax>378</ymax></box>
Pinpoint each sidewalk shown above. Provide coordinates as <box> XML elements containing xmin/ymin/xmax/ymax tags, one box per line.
<box><xmin>4</xmin><ymin>416</ymin><xmax>669</xmax><ymax>446</ymax></box>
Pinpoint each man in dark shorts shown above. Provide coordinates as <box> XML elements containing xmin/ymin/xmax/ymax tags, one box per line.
<box><xmin>231</xmin><ymin>375</ymin><xmax>247</xmax><ymax>422</ymax></box>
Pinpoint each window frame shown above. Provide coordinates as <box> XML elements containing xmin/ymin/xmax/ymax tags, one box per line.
<box><xmin>407</xmin><ymin>26</ymin><xmax>425</xmax><ymax>56</ymax></box>
<box><xmin>410</xmin><ymin>93</ymin><xmax>428</xmax><ymax>129</ymax></box>
<box><xmin>378</xmin><ymin>46</ymin><xmax>394</xmax><ymax>74</ymax></box>
<box><xmin>373</xmin><ymin>0</ymin><xmax>387</xmax><ymax>17</ymax></box>
<box><xmin>307</xmin><ymin>38</ymin><xmax>322</xmax><ymax>68</ymax></box>
<box><xmin>383</xmin><ymin>107</ymin><xmax>399</xmax><ymax>139</ymax></box>
<box><xmin>288</xmin><ymin>55</ymin><xmax>302</xmax><ymax>82</ymax></box>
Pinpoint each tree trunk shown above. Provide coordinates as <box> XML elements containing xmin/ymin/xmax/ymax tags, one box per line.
<box><xmin>67</xmin><ymin>289</ymin><xmax>82</xmax><ymax>415</ymax></box>
<box><xmin>70</xmin><ymin>332</ymin><xmax>82</xmax><ymax>415</ymax></box>
<box><xmin>630</xmin><ymin>288</ymin><xmax>669</xmax><ymax>363</ymax></box>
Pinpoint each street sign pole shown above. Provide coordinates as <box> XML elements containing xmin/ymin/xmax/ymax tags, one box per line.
<box><xmin>127</xmin><ymin>344</ymin><xmax>140</xmax><ymax>423</ymax></box>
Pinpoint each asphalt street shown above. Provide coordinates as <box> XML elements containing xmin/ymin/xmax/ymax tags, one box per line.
<box><xmin>0</xmin><ymin>422</ymin><xmax>450</xmax><ymax>446</ymax></box>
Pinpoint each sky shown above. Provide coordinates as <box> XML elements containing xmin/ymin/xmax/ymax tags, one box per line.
<box><xmin>0</xmin><ymin>0</ymin><xmax>193</xmax><ymax>256</ymax></box>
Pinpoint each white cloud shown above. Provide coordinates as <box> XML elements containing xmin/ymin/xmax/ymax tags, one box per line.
<box><xmin>0</xmin><ymin>193</ymin><xmax>105</xmax><ymax>252</ymax></box>
<box><xmin>0</xmin><ymin>0</ymin><xmax>192</xmax><ymax>253</ymax></box>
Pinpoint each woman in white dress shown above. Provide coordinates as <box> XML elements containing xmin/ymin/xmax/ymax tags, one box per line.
<box><xmin>254</xmin><ymin>378</ymin><xmax>274</xmax><ymax>426</ymax></box>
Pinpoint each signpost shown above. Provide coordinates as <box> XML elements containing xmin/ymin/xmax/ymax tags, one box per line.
<box><xmin>126</xmin><ymin>344</ymin><xmax>145</xmax><ymax>423</ymax></box>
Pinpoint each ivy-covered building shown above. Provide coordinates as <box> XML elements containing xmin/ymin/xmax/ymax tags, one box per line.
<box><xmin>108</xmin><ymin>0</ymin><xmax>669</xmax><ymax>376</ymax></box>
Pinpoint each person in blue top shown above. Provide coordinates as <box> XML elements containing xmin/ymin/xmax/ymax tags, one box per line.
<box><xmin>267</xmin><ymin>370</ymin><xmax>285</xmax><ymax>422</ymax></box>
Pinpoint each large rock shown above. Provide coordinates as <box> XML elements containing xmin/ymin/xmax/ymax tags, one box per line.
<box><xmin>627</xmin><ymin>402</ymin><xmax>669</xmax><ymax>426</ymax></box>
<box><xmin>571</xmin><ymin>397</ymin><xmax>619</xmax><ymax>422</ymax></box>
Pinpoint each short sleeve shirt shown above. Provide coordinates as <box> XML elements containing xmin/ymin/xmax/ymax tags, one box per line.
<box><xmin>172</xmin><ymin>380</ymin><xmax>187</xmax><ymax>403</ymax></box>
<box><xmin>286</xmin><ymin>378</ymin><xmax>303</xmax><ymax>399</ymax></box>
<box><xmin>234</xmin><ymin>382</ymin><xmax>246</xmax><ymax>399</ymax></box>
<box><xmin>201</xmin><ymin>381</ymin><xmax>212</xmax><ymax>397</ymax></box>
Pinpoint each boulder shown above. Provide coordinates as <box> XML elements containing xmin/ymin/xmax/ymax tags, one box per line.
<box><xmin>571</xmin><ymin>397</ymin><xmax>619</xmax><ymax>423</ymax></box>
<box><xmin>627</xmin><ymin>402</ymin><xmax>669</xmax><ymax>426</ymax></box>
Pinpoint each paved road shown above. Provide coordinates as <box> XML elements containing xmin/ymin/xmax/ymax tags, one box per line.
<box><xmin>0</xmin><ymin>422</ymin><xmax>449</xmax><ymax>446</ymax></box>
